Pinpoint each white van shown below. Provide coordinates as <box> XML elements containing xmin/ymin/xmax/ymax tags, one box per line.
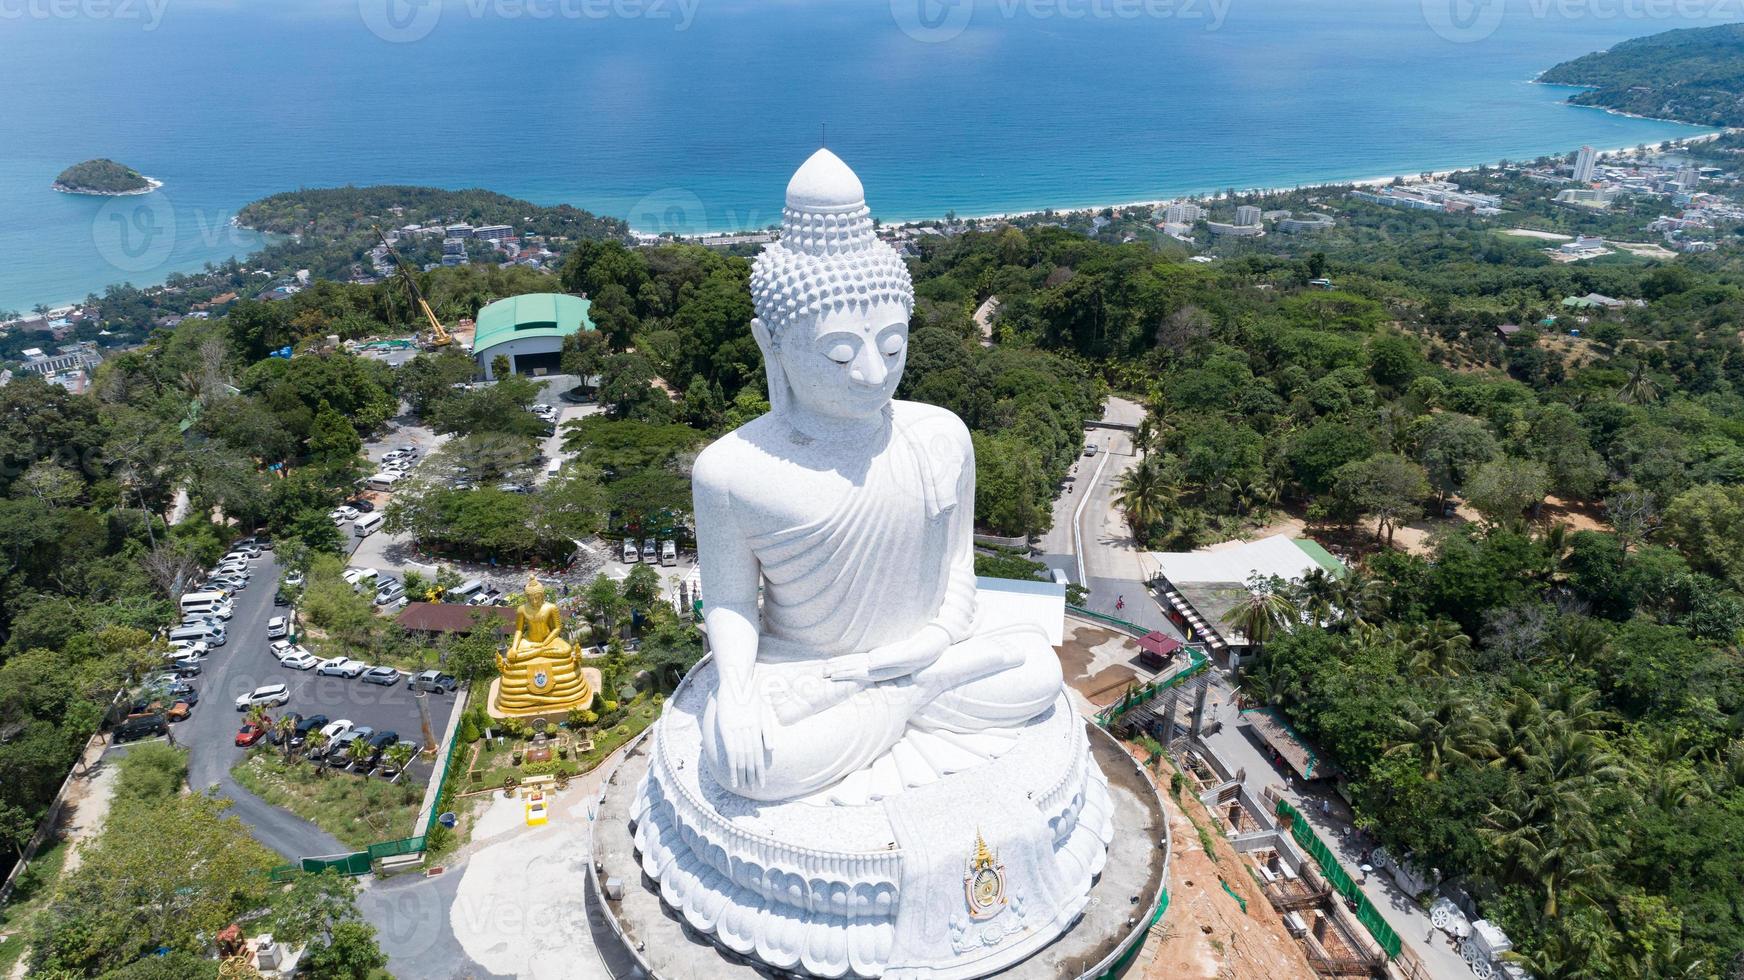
<box><xmin>546</xmin><ymin>459</ymin><xmax>563</xmax><ymax>478</ymax></box>
<box><xmin>445</xmin><ymin>579</ymin><xmax>485</xmax><ymax>603</ymax></box>
<box><xmin>180</xmin><ymin>590</ymin><xmax>229</xmax><ymax>615</ymax></box>
<box><xmin>169</xmin><ymin>623</ymin><xmax>226</xmax><ymax>647</ymax></box>
<box><xmin>365</xmin><ymin>472</ymin><xmax>402</xmax><ymax>492</ymax></box>
<box><xmin>354</xmin><ymin>512</ymin><xmax>385</xmax><ymax>537</ymax></box>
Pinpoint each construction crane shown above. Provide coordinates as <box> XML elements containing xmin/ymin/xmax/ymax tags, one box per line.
<box><xmin>374</xmin><ymin>225</ymin><xmax>452</xmax><ymax>348</ymax></box>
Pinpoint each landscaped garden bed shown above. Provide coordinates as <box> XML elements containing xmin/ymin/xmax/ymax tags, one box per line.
<box><xmin>231</xmin><ymin>751</ymin><xmax>423</xmax><ymax>850</ymax></box>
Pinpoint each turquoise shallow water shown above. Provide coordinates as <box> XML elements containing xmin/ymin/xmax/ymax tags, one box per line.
<box><xmin>0</xmin><ymin>0</ymin><xmax>1731</xmax><ymax>311</ymax></box>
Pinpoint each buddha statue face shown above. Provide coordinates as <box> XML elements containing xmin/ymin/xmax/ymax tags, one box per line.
<box><xmin>524</xmin><ymin>577</ymin><xmax>547</xmax><ymax>607</ymax></box>
<box><xmin>758</xmin><ymin>299</ymin><xmax>909</xmax><ymax>423</ymax></box>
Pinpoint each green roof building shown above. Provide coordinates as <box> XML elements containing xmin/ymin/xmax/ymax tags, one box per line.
<box><xmin>471</xmin><ymin>292</ymin><xmax>594</xmax><ymax>380</ymax></box>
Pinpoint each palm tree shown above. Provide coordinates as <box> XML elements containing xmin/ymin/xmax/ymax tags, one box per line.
<box><xmin>1132</xmin><ymin>415</ymin><xmax>1157</xmax><ymax>460</ymax></box>
<box><xmin>305</xmin><ymin>731</ymin><xmax>330</xmax><ymax>774</ymax></box>
<box><xmin>346</xmin><ymin>737</ymin><xmax>374</xmax><ymax>774</ymax></box>
<box><xmin>1617</xmin><ymin>361</ymin><xmax>1661</xmax><ymax>405</ymax></box>
<box><xmin>1292</xmin><ymin>568</ymin><xmax>1341</xmax><ymax>627</ymax></box>
<box><xmin>1385</xmin><ymin>693</ymin><xmax>1487</xmax><ymax>781</ymax></box>
<box><xmin>1405</xmin><ymin>620</ymin><xmax>1472</xmax><ymax>678</ymax></box>
<box><xmin>1323</xmin><ymin>570</ymin><xmax>1386</xmax><ymax>627</ymax></box>
<box><xmin>274</xmin><ymin>715</ymin><xmax>297</xmax><ymax>762</ymax></box>
<box><xmin>383</xmin><ymin>742</ymin><xmax>416</xmax><ymax>782</ymax></box>
<box><xmin>1113</xmin><ymin>458</ymin><xmax>1173</xmax><ymax>541</ymax></box>
<box><xmin>1221</xmin><ymin>576</ymin><xmax>1300</xmax><ymax>657</ymax></box>
<box><xmin>1481</xmin><ymin>788</ymin><xmax>1613</xmax><ymax>918</ymax></box>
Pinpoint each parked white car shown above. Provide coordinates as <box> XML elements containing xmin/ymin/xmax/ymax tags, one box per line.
<box><xmin>316</xmin><ymin>657</ymin><xmax>367</xmax><ymax>678</ymax></box>
<box><xmin>235</xmin><ymin>684</ymin><xmax>290</xmax><ymax>710</ymax></box>
<box><xmin>271</xmin><ymin>641</ymin><xmax>311</xmax><ymax>663</ymax></box>
<box><xmin>266</xmin><ymin>615</ymin><xmax>289</xmax><ymax>639</ymax></box>
<box><xmin>280</xmin><ymin>650</ymin><xmax>319</xmax><ymax>670</ymax></box>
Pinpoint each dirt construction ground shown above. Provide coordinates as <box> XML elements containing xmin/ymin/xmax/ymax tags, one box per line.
<box><xmin>1124</xmin><ymin>745</ymin><xmax>1317</xmax><ymax>980</ymax></box>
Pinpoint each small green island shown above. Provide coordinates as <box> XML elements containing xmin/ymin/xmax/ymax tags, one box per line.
<box><xmin>52</xmin><ymin>158</ymin><xmax>160</xmax><ymax>196</ymax></box>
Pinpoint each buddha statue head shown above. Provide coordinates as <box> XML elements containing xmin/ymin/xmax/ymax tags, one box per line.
<box><xmin>750</xmin><ymin>149</ymin><xmax>914</xmax><ymax>424</ymax></box>
<box><xmin>523</xmin><ymin>574</ymin><xmax>547</xmax><ymax>608</ymax></box>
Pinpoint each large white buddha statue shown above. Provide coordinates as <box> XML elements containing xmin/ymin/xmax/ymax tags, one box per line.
<box><xmin>629</xmin><ymin>149</ymin><xmax>1113</xmax><ymax>979</ymax></box>
<box><xmin>691</xmin><ymin>149</ymin><xmax>1063</xmax><ymax>802</ymax></box>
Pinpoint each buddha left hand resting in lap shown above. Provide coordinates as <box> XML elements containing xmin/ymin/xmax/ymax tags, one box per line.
<box><xmin>694</xmin><ymin>150</ymin><xmax>1062</xmax><ymax>802</ymax></box>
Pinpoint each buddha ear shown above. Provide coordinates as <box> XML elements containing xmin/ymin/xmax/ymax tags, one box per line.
<box><xmin>751</xmin><ymin>317</ymin><xmax>793</xmax><ymax>417</ymax></box>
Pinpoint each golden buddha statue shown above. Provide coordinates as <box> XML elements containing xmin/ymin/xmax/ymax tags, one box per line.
<box><xmin>491</xmin><ymin>575</ymin><xmax>595</xmax><ymax>717</ymax></box>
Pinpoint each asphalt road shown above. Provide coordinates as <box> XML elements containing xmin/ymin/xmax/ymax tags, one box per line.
<box><xmin>1035</xmin><ymin>396</ymin><xmax>1181</xmax><ymax>640</ymax></box>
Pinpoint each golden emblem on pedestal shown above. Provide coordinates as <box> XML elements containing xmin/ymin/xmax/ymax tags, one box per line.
<box><xmin>490</xmin><ymin>574</ymin><xmax>594</xmax><ymax>717</ymax></box>
<box><xmin>964</xmin><ymin>830</ymin><xmax>1007</xmax><ymax>920</ymax></box>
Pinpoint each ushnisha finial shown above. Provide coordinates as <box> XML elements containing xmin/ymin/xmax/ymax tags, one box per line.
<box><xmin>750</xmin><ymin>149</ymin><xmax>912</xmax><ymax>334</ymax></box>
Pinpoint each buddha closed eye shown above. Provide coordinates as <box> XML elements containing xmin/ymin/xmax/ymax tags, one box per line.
<box><xmin>822</xmin><ymin>330</ymin><xmax>906</xmax><ymax>364</ymax></box>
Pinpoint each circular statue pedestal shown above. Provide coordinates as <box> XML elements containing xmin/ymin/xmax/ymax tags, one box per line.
<box><xmin>483</xmin><ymin>667</ymin><xmax>603</xmax><ymax>727</ymax></box>
<box><xmin>588</xmin><ymin>662</ymin><xmax>1170</xmax><ymax>979</ymax></box>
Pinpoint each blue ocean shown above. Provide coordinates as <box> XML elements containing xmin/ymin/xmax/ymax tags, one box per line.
<box><xmin>0</xmin><ymin>0</ymin><xmax>1733</xmax><ymax>311</ymax></box>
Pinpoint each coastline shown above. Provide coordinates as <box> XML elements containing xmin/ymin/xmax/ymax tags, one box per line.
<box><xmin>873</xmin><ymin>130</ymin><xmax>1724</xmax><ymax>231</ymax></box>
<box><xmin>7</xmin><ymin>129</ymin><xmax>1724</xmax><ymax>314</ymax></box>
<box><xmin>51</xmin><ymin>175</ymin><xmax>164</xmax><ymax>197</ymax></box>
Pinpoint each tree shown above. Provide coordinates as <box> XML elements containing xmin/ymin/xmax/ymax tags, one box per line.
<box><xmin>1414</xmin><ymin>412</ymin><xmax>1498</xmax><ymax>510</ymax></box>
<box><xmin>1327</xmin><ymin>453</ymin><xmax>1429</xmax><ymax>543</ymax></box>
<box><xmin>583</xmin><ymin>574</ymin><xmax>629</xmax><ymax>644</ymax></box>
<box><xmin>428</xmin><ymin>374</ymin><xmax>547</xmax><ymax>438</ymax></box>
<box><xmin>623</xmin><ymin>563</ymin><xmax>663</xmax><ymax>613</ymax></box>
<box><xmin>383</xmin><ymin>741</ymin><xmax>416</xmax><ymax>779</ymax></box>
<box><xmin>300</xmin><ymin>921</ymin><xmax>388</xmax><ymax>980</ymax></box>
<box><xmin>267</xmin><ymin>870</ymin><xmax>361</xmax><ymax>946</ymax></box>
<box><xmin>528</xmin><ymin>467</ymin><xmax>609</xmax><ymax>546</ymax></box>
<box><xmin>397</xmin><ymin>349</ymin><xmax>479</xmax><ymax>415</ymax></box>
<box><xmin>1384</xmin><ymin>692</ymin><xmax>1486</xmax><ymax>781</ymax></box>
<box><xmin>1662</xmin><ymin>483</ymin><xmax>1744</xmax><ymax>587</ymax></box>
<box><xmin>1617</xmin><ymin>360</ymin><xmax>1662</xmax><ymax>405</ymax></box>
<box><xmin>32</xmin><ymin>794</ymin><xmax>276</xmax><ymax>974</ymax></box>
<box><xmin>560</xmin><ymin>328</ymin><xmax>608</xmax><ymax>385</ymax></box>
<box><xmin>1113</xmin><ymin>457</ymin><xmax>1172</xmax><ymax>541</ymax></box>
<box><xmin>597</xmin><ymin>352</ymin><xmax>673</xmax><ymax>423</ymax></box>
<box><xmin>1464</xmin><ymin>457</ymin><xmax>1550</xmax><ymax>529</ymax></box>
<box><xmin>1366</xmin><ymin>333</ymin><xmax>1421</xmax><ymax>389</ymax></box>
<box><xmin>444</xmin><ymin>615</ymin><xmax>505</xmax><ymax>683</ymax></box>
<box><xmin>1222</xmin><ymin>575</ymin><xmax>1300</xmax><ymax>664</ymax></box>
<box><xmin>307</xmin><ymin>401</ymin><xmax>362</xmax><ymax>466</ymax></box>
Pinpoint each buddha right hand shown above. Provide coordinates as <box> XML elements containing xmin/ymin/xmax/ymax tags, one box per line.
<box><xmin>715</xmin><ymin>693</ymin><xmax>766</xmax><ymax>791</ymax></box>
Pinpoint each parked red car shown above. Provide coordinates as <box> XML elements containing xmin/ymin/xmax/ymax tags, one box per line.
<box><xmin>235</xmin><ymin>722</ymin><xmax>269</xmax><ymax>747</ymax></box>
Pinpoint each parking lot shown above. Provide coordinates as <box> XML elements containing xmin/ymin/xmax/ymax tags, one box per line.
<box><xmin>116</xmin><ymin>548</ymin><xmax>459</xmax><ymax>858</ymax></box>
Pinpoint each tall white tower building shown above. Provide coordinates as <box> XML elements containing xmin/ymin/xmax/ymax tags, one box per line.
<box><xmin>1573</xmin><ymin>145</ymin><xmax>1598</xmax><ymax>183</ymax></box>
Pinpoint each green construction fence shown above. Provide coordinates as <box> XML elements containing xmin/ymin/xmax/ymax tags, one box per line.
<box><xmin>1274</xmin><ymin>799</ymin><xmax>1403</xmax><ymax>959</ymax></box>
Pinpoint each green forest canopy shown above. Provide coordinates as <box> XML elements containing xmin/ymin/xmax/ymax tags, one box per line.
<box><xmin>1540</xmin><ymin>23</ymin><xmax>1744</xmax><ymax>127</ymax></box>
